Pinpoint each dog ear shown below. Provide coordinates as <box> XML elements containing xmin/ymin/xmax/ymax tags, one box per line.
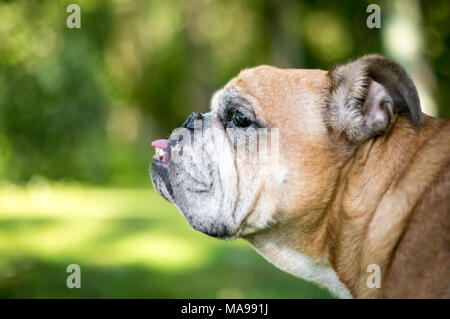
<box><xmin>326</xmin><ymin>54</ymin><xmax>422</xmax><ymax>143</ymax></box>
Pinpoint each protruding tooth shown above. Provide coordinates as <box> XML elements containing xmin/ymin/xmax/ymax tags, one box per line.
<box><xmin>154</xmin><ymin>147</ymin><xmax>160</xmax><ymax>160</ymax></box>
<box><xmin>154</xmin><ymin>147</ymin><xmax>166</xmax><ymax>161</ymax></box>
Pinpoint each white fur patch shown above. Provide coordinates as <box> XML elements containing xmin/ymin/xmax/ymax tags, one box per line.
<box><xmin>249</xmin><ymin>239</ymin><xmax>353</xmax><ymax>299</ymax></box>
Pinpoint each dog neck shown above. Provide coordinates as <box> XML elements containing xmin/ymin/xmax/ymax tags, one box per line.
<box><xmin>245</xmin><ymin>220</ymin><xmax>353</xmax><ymax>298</ymax></box>
<box><xmin>324</xmin><ymin>114</ymin><xmax>445</xmax><ymax>297</ymax></box>
<box><xmin>246</xmin><ymin>115</ymin><xmax>443</xmax><ymax>298</ymax></box>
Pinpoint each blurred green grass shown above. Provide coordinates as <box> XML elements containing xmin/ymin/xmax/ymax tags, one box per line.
<box><xmin>0</xmin><ymin>183</ymin><xmax>332</xmax><ymax>298</ymax></box>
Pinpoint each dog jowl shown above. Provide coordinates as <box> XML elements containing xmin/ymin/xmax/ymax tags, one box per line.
<box><xmin>151</xmin><ymin>108</ymin><xmax>280</xmax><ymax>238</ymax></box>
<box><xmin>150</xmin><ymin>55</ymin><xmax>450</xmax><ymax>299</ymax></box>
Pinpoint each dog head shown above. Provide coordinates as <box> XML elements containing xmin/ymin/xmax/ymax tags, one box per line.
<box><xmin>150</xmin><ymin>55</ymin><xmax>422</xmax><ymax>239</ymax></box>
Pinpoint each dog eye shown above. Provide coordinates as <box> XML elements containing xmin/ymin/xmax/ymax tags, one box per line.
<box><xmin>231</xmin><ymin>110</ymin><xmax>252</xmax><ymax>128</ymax></box>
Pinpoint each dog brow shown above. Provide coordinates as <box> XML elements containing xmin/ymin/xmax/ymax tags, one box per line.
<box><xmin>210</xmin><ymin>89</ymin><xmax>223</xmax><ymax>113</ymax></box>
<box><xmin>214</xmin><ymin>88</ymin><xmax>252</xmax><ymax>115</ymax></box>
<box><xmin>215</xmin><ymin>89</ymin><xmax>271</xmax><ymax>129</ymax></box>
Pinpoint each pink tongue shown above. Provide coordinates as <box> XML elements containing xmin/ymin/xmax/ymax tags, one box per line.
<box><xmin>151</xmin><ymin>139</ymin><xmax>168</xmax><ymax>151</ymax></box>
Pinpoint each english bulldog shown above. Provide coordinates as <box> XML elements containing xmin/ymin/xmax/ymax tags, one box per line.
<box><xmin>150</xmin><ymin>55</ymin><xmax>450</xmax><ymax>298</ymax></box>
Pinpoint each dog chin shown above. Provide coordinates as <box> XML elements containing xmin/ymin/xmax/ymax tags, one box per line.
<box><xmin>151</xmin><ymin>159</ymin><xmax>233</xmax><ymax>238</ymax></box>
<box><xmin>150</xmin><ymin>160</ymin><xmax>174</xmax><ymax>203</ymax></box>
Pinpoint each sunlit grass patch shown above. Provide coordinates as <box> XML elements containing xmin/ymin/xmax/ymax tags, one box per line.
<box><xmin>0</xmin><ymin>181</ymin><xmax>175</xmax><ymax>219</ymax></box>
<box><xmin>0</xmin><ymin>183</ymin><xmax>216</xmax><ymax>269</ymax></box>
<box><xmin>0</xmin><ymin>183</ymin><xmax>332</xmax><ymax>298</ymax></box>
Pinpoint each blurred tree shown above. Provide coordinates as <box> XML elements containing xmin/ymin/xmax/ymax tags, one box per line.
<box><xmin>0</xmin><ymin>0</ymin><xmax>114</xmax><ymax>182</ymax></box>
<box><xmin>383</xmin><ymin>0</ymin><xmax>437</xmax><ymax>116</ymax></box>
<box><xmin>420</xmin><ymin>0</ymin><xmax>450</xmax><ymax>118</ymax></box>
<box><xmin>0</xmin><ymin>0</ymin><xmax>448</xmax><ymax>183</ymax></box>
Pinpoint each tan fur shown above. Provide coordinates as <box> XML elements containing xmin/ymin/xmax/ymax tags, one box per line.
<box><xmin>232</xmin><ymin>66</ymin><xmax>450</xmax><ymax>298</ymax></box>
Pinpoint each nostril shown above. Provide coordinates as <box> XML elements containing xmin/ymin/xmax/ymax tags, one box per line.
<box><xmin>193</xmin><ymin>112</ymin><xmax>203</xmax><ymax>119</ymax></box>
<box><xmin>182</xmin><ymin>112</ymin><xmax>204</xmax><ymax>130</ymax></box>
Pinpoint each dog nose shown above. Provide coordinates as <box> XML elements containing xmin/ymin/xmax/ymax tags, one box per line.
<box><xmin>181</xmin><ymin>112</ymin><xmax>203</xmax><ymax>130</ymax></box>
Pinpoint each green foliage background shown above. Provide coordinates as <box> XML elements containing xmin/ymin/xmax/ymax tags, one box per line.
<box><xmin>0</xmin><ymin>0</ymin><xmax>448</xmax><ymax>298</ymax></box>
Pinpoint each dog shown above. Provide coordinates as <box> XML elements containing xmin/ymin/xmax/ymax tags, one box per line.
<box><xmin>150</xmin><ymin>55</ymin><xmax>450</xmax><ymax>298</ymax></box>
